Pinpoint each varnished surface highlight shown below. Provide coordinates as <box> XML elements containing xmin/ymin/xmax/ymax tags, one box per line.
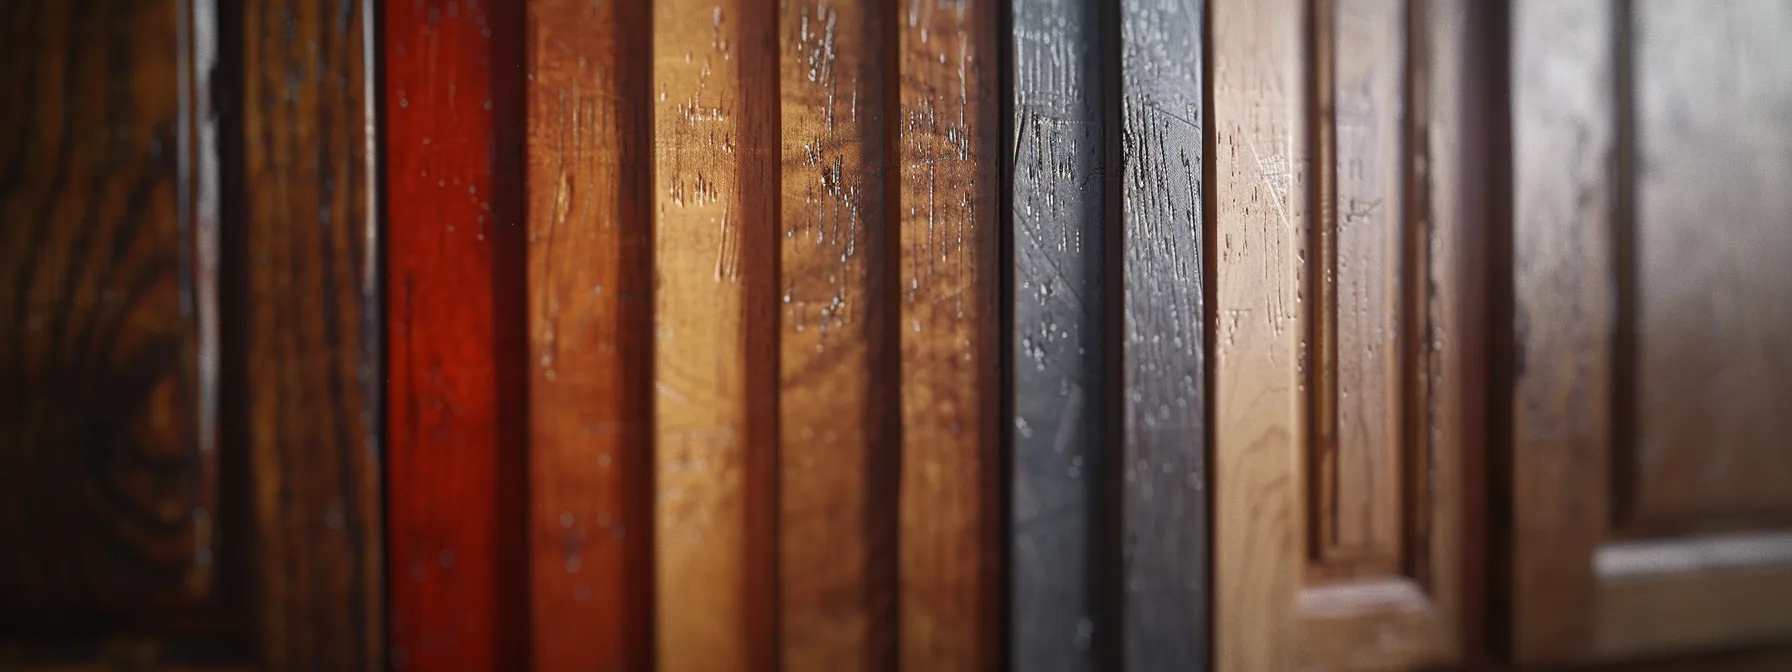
<box><xmin>527</xmin><ymin>0</ymin><xmax>654</xmax><ymax>668</ymax></box>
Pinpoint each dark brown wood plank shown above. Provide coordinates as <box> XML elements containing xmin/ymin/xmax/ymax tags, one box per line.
<box><xmin>651</xmin><ymin>0</ymin><xmax>780</xmax><ymax>669</ymax></box>
<box><xmin>777</xmin><ymin>0</ymin><xmax>899</xmax><ymax>669</ymax></box>
<box><xmin>385</xmin><ymin>0</ymin><xmax>528</xmax><ymax>668</ymax></box>
<box><xmin>897</xmin><ymin>0</ymin><xmax>1003</xmax><ymax>669</ymax></box>
<box><xmin>1118</xmin><ymin>0</ymin><xmax>1207</xmax><ymax>667</ymax></box>
<box><xmin>237</xmin><ymin>0</ymin><xmax>382</xmax><ymax>667</ymax></box>
<box><xmin>1010</xmin><ymin>0</ymin><xmax>1108</xmax><ymax>668</ymax></box>
<box><xmin>525</xmin><ymin>1</ymin><xmax>654</xmax><ymax>669</ymax></box>
<box><xmin>0</xmin><ymin>0</ymin><xmax>207</xmax><ymax>616</ymax></box>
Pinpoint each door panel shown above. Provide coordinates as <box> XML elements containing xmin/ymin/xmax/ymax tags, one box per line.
<box><xmin>1510</xmin><ymin>0</ymin><xmax>1792</xmax><ymax>663</ymax></box>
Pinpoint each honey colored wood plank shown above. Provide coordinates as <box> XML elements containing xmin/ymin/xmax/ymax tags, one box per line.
<box><xmin>652</xmin><ymin>0</ymin><xmax>780</xmax><ymax>669</ymax></box>
<box><xmin>1313</xmin><ymin>0</ymin><xmax>1407</xmax><ymax>569</ymax></box>
<box><xmin>778</xmin><ymin>0</ymin><xmax>899</xmax><ymax>669</ymax></box>
<box><xmin>1509</xmin><ymin>1</ymin><xmax>1615</xmax><ymax>661</ymax></box>
<box><xmin>526</xmin><ymin>1</ymin><xmax>654</xmax><ymax>669</ymax></box>
<box><xmin>1210</xmin><ymin>0</ymin><xmax>1305</xmax><ymax>670</ymax></box>
<box><xmin>1117</xmin><ymin>0</ymin><xmax>1208</xmax><ymax>667</ymax></box>
<box><xmin>0</xmin><ymin>0</ymin><xmax>210</xmax><ymax>615</ymax></box>
<box><xmin>1627</xmin><ymin>0</ymin><xmax>1792</xmax><ymax>530</ymax></box>
<box><xmin>238</xmin><ymin>0</ymin><xmax>382</xmax><ymax>667</ymax></box>
<box><xmin>385</xmin><ymin>2</ymin><xmax>528</xmax><ymax>668</ymax></box>
<box><xmin>897</xmin><ymin>0</ymin><xmax>1002</xmax><ymax>669</ymax></box>
<box><xmin>1010</xmin><ymin>0</ymin><xmax>1108</xmax><ymax>667</ymax></box>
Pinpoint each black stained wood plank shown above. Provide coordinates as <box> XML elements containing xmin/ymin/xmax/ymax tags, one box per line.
<box><xmin>1010</xmin><ymin>0</ymin><xmax>1110</xmax><ymax>668</ymax></box>
<box><xmin>1119</xmin><ymin>0</ymin><xmax>1207</xmax><ymax>668</ymax></box>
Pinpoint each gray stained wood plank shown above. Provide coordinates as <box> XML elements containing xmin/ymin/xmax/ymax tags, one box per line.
<box><xmin>1119</xmin><ymin>0</ymin><xmax>1207</xmax><ymax>668</ymax></box>
<box><xmin>1010</xmin><ymin>0</ymin><xmax>1110</xmax><ymax>669</ymax></box>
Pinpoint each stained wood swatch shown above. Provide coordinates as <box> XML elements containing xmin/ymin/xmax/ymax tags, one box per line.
<box><xmin>777</xmin><ymin>0</ymin><xmax>900</xmax><ymax>669</ymax></box>
<box><xmin>526</xmin><ymin>0</ymin><xmax>655</xmax><ymax>669</ymax></box>
<box><xmin>1010</xmin><ymin>0</ymin><xmax>1109</xmax><ymax>667</ymax></box>
<box><xmin>238</xmin><ymin>0</ymin><xmax>383</xmax><ymax>667</ymax></box>
<box><xmin>897</xmin><ymin>0</ymin><xmax>1004</xmax><ymax>669</ymax></box>
<box><xmin>385</xmin><ymin>1</ymin><xmax>527</xmax><ymax>669</ymax></box>
<box><xmin>652</xmin><ymin>0</ymin><xmax>780</xmax><ymax>669</ymax></box>
<box><xmin>1118</xmin><ymin>0</ymin><xmax>1208</xmax><ymax>666</ymax></box>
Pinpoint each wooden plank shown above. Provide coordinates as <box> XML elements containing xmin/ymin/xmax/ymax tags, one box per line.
<box><xmin>777</xmin><ymin>0</ymin><xmax>900</xmax><ymax>669</ymax></box>
<box><xmin>1010</xmin><ymin>0</ymin><xmax>1108</xmax><ymax>667</ymax></box>
<box><xmin>526</xmin><ymin>0</ymin><xmax>654</xmax><ymax>669</ymax></box>
<box><xmin>1508</xmin><ymin>1</ymin><xmax>1616</xmax><ymax>661</ymax></box>
<box><xmin>0</xmin><ymin>0</ymin><xmax>209</xmax><ymax>615</ymax></box>
<box><xmin>652</xmin><ymin>0</ymin><xmax>780</xmax><ymax>669</ymax></box>
<box><xmin>897</xmin><ymin>0</ymin><xmax>1003</xmax><ymax>669</ymax></box>
<box><xmin>384</xmin><ymin>1</ymin><xmax>527</xmax><ymax>669</ymax></box>
<box><xmin>237</xmin><ymin>0</ymin><xmax>382</xmax><ymax>668</ymax></box>
<box><xmin>1210</xmin><ymin>0</ymin><xmax>1305</xmax><ymax>670</ymax></box>
<box><xmin>1118</xmin><ymin>0</ymin><xmax>1208</xmax><ymax>667</ymax></box>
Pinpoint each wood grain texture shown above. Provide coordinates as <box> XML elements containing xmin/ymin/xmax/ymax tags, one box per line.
<box><xmin>1010</xmin><ymin>0</ymin><xmax>1107</xmax><ymax>668</ymax></box>
<box><xmin>526</xmin><ymin>0</ymin><xmax>655</xmax><ymax>669</ymax></box>
<box><xmin>652</xmin><ymin>0</ymin><xmax>780</xmax><ymax>669</ymax></box>
<box><xmin>0</xmin><ymin>0</ymin><xmax>207</xmax><ymax>615</ymax></box>
<box><xmin>385</xmin><ymin>1</ymin><xmax>527</xmax><ymax>669</ymax></box>
<box><xmin>778</xmin><ymin>0</ymin><xmax>899</xmax><ymax>669</ymax></box>
<box><xmin>1627</xmin><ymin>0</ymin><xmax>1792</xmax><ymax>531</ymax></box>
<box><xmin>1311</xmin><ymin>0</ymin><xmax>1407</xmax><ymax>572</ymax></box>
<box><xmin>1210</xmin><ymin>0</ymin><xmax>1305</xmax><ymax>669</ymax></box>
<box><xmin>1118</xmin><ymin>0</ymin><xmax>1208</xmax><ymax>667</ymax></box>
<box><xmin>1509</xmin><ymin>1</ymin><xmax>1617</xmax><ymax>660</ymax></box>
<box><xmin>896</xmin><ymin>0</ymin><xmax>1002</xmax><ymax>669</ymax></box>
<box><xmin>238</xmin><ymin>0</ymin><xmax>382</xmax><ymax>667</ymax></box>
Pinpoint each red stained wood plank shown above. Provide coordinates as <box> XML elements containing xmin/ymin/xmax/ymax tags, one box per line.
<box><xmin>525</xmin><ymin>0</ymin><xmax>654</xmax><ymax>669</ymax></box>
<box><xmin>384</xmin><ymin>1</ymin><xmax>528</xmax><ymax>668</ymax></box>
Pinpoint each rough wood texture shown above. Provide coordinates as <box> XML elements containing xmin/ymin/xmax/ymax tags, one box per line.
<box><xmin>1626</xmin><ymin>0</ymin><xmax>1792</xmax><ymax>532</ymax></box>
<box><xmin>238</xmin><ymin>0</ymin><xmax>382</xmax><ymax>667</ymax></box>
<box><xmin>1118</xmin><ymin>0</ymin><xmax>1208</xmax><ymax>667</ymax></box>
<box><xmin>0</xmin><ymin>0</ymin><xmax>206</xmax><ymax>613</ymax></box>
<box><xmin>652</xmin><ymin>0</ymin><xmax>780</xmax><ymax>669</ymax></box>
<box><xmin>385</xmin><ymin>1</ymin><xmax>527</xmax><ymax>669</ymax></box>
<box><xmin>897</xmin><ymin>0</ymin><xmax>1003</xmax><ymax>669</ymax></box>
<box><xmin>1010</xmin><ymin>0</ymin><xmax>1108</xmax><ymax>668</ymax></box>
<box><xmin>1311</xmin><ymin>0</ymin><xmax>1407</xmax><ymax>573</ymax></box>
<box><xmin>526</xmin><ymin>1</ymin><xmax>654</xmax><ymax>669</ymax></box>
<box><xmin>1210</xmin><ymin>0</ymin><xmax>1305</xmax><ymax>669</ymax></box>
<box><xmin>777</xmin><ymin>0</ymin><xmax>899</xmax><ymax>669</ymax></box>
<box><xmin>1509</xmin><ymin>1</ymin><xmax>1619</xmax><ymax>660</ymax></box>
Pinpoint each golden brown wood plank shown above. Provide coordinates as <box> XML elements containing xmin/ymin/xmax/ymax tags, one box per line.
<box><xmin>1211</xmin><ymin>0</ymin><xmax>1305</xmax><ymax>669</ymax></box>
<box><xmin>1311</xmin><ymin>0</ymin><xmax>1409</xmax><ymax>571</ymax></box>
<box><xmin>897</xmin><ymin>0</ymin><xmax>1001</xmax><ymax>669</ymax></box>
<box><xmin>653</xmin><ymin>0</ymin><xmax>779</xmax><ymax>669</ymax></box>
<box><xmin>0</xmin><ymin>0</ymin><xmax>210</xmax><ymax>614</ymax></box>
<box><xmin>527</xmin><ymin>0</ymin><xmax>654</xmax><ymax>668</ymax></box>
<box><xmin>1509</xmin><ymin>1</ymin><xmax>1616</xmax><ymax>661</ymax></box>
<box><xmin>239</xmin><ymin>0</ymin><xmax>382</xmax><ymax>667</ymax></box>
<box><xmin>1627</xmin><ymin>0</ymin><xmax>1792</xmax><ymax>531</ymax></box>
<box><xmin>778</xmin><ymin>0</ymin><xmax>899</xmax><ymax>669</ymax></box>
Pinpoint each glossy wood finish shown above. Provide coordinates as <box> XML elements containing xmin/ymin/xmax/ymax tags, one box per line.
<box><xmin>1010</xmin><ymin>0</ymin><xmax>1108</xmax><ymax>667</ymax></box>
<box><xmin>1</xmin><ymin>0</ymin><xmax>206</xmax><ymax>614</ymax></box>
<box><xmin>897</xmin><ymin>0</ymin><xmax>1003</xmax><ymax>669</ymax></box>
<box><xmin>1210</xmin><ymin>0</ymin><xmax>1305</xmax><ymax>668</ymax></box>
<box><xmin>777</xmin><ymin>0</ymin><xmax>900</xmax><ymax>669</ymax></box>
<box><xmin>1118</xmin><ymin>0</ymin><xmax>1208</xmax><ymax>667</ymax></box>
<box><xmin>525</xmin><ymin>1</ymin><xmax>655</xmax><ymax>669</ymax></box>
<box><xmin>652</xmin><ymin>0</ymin><xmax>780</xmax><ymax>669</ymax></box>
<box><xmin>237</xmin><ymin>0</ymin><xmax>383</xmax><ymax>667</ymax></box>
<box><xmin>1510</xmin><ymin>0</ymin><xmax>1792</xmax><ymax>663</ymax></box>
<box><xmin>385</xmin><ymin>1</ymin><xmax>527</xmax><ymax>669</ymax></box>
